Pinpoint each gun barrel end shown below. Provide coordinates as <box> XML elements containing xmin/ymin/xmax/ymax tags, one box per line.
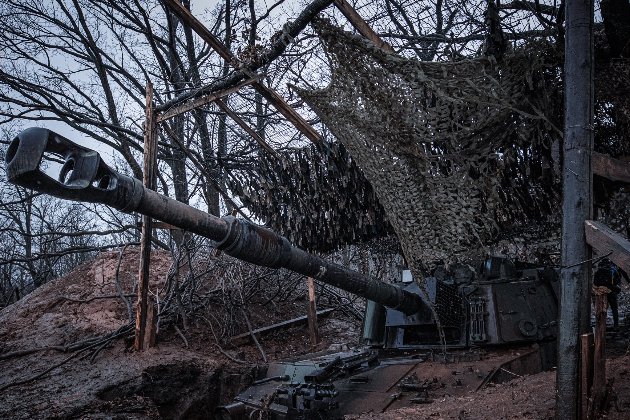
<box><xmin>5</xmin><ymin>127</ymin><xmax>143</xmax><ymax>212</ymax></box>
<box><xmin>6</xmin><ymin>127</ymin><xmax>52</xmax><ymax>185</ymax></box>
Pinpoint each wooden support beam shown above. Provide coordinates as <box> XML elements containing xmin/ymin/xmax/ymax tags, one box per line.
<box><xmin>591</xmin><ymin>287</ymin><xmax>609</xmax><ymax>416</ymax></box>
<box><xmin>156</xmin><ymin>0</ymin><xmax>333</xmax><ymax>114</ymax></box>
<box><xmin>592</xmin><ymin>151</ymin><xmax>630</xmax><ymax>183</ymax></box>
<box><xmin>556</xmin><ymin>0</ymin><xmax>594</xmax><ymax>416</ymax></box>
<box><xmin>253</xmin><ymin>86</ymin><xmax>321</xmax><ymax>143</ymax></box>
<box><xmin>162</xmin><ymin>0</ymin><xmax>321</xmax><ymax>143</ymax></box>
<box><xmin>307</xmin><ymin>277</ymin><xmax>319</xmax><ymax>350</ymax></box>
<box><xmin>135</xmin><ymin>82</ymin><xmax>158</xmax><ymax>351</ymax></box>
<box><xmin>580</xmin><ymin>333</ymin><xmax>594</xmax><ymax>420</ymax></box>
<box><xmin>585</xmin><ymin>220</ymin><xmax>630</xmax><ymax>275</ymax></box>
<box><xmin>214</xmin><ymin>99</ymin><xmax>278</xmax><ymax>157</ymax></box>
<box><xmin>333</xmin><ymin>0</ymin><xmax>395</xmax><ymax>53</ymax></box>
<box><xmin>230</xmin><ymin>307</ymin><xmax>335</xmax><ymax>342</ymax></box>
<box><xmin>143</xmin><ymin>303</ymin><xmax>157</xmax><ymax>349</ymax></box>
<box><xmin>164</xmin><ymin>0</ymin><xmax>234</xmax><ymax>64</ymax></box>
<box><xmin>155</xmin><ymin>77</ymin><xmax>257</xmax><ymax>123</ymax></box>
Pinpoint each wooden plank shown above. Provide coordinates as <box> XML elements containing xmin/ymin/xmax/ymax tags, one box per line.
<box><xmin>592</xmin><ymin>151</ymin><xmax>630</xmax><ymax>183</ymax></box>
<box><xmin>155</xmin><ymin>77</ymin><xmax>257</xmax><ymax>123</ymax></box>
<box><xmin>163</xmin><ymin>0</ymin><xmax>234</xmax><ymax>63</ymax></box>
<box><xmin>591</xmin><ymin>287</ymin><xmax>609</xmax><ymax>416</ymax></box>
<box><xmin>162</xmin><ymin>0</ymin><xmax>321</xmax><ymax>143</ymax></box>
<box><xmin>307</xmin><ymin>277</ymin><xmax>319</xmax><ymax>349</ymax></box>
<box><xmin>135</xmin><ymin>82</ymin><xmax>158</xmax><ymax>351</ymax></box>
<box><xmin>143</xmin><ymin>303</ymin><xmax>157</xmax><ymax>349</ymax></box>
<box><xmin>229</xmin><ymin>307</ymin><xmax>335</xmax><ymax>342</ymax></box>
<box><xmin>580</xmin><ymin>333</ymin><xmax>594</xmax><ymax>420</ymax></box>
<box><xmin>252</xmin><ymin>85</ymin><xmax>321</xmax><ymax>143</ymax></box>
<box><xmin>585</xmin><ymin>220</ymin><xmax>630</xmax><ymax>275</ymax></box>
<box><xmin>214</xmin><ymin>99</ymin><xmax>278</xmax><ymax>156</ymax></box>
<box><xmin>333</xmin><ymin>0</ymin><xmax>395</xmax><ymax>53</ymax></box>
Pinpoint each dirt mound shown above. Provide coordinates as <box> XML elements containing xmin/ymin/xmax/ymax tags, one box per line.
<box><xmin>0</xmin><ymin>248</ymin><xmax>359</xmax><ymax>419</ymax></box>
<box><xmin>0</xmin><ymin>248</ymin><xmax>227</xmax><ymax>419</ymax></box>
<box><xmin>3</xmin><ymin>248</ymin><xmax>630</xmax><ymax>419</ymax></box>
<box><xmin>0</xmin><ymin>248</ymin><xmax>171</xmax><ymax>348</ymax></box>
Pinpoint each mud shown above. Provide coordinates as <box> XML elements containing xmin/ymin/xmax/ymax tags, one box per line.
<box><xmin>2</xmin><ymin>249</ymin><xmax>630</xmax><ymax>419</ymax></box>
<box><xmin>0</xmin><ymin>248</ymin><xmax>360</xmax><ymax>419</ymax></box>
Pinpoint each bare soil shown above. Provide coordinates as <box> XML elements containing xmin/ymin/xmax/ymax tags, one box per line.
<box><xmin>0</xmin><ymin>249</ymin><xmax>359</xmax><ymax>419</ymax></box>
<box><xmin>1</xmin><ymin>250</ymin><xmax>630</xmax><ymax>419</ymax></box>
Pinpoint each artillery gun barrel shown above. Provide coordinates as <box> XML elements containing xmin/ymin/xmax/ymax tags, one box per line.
<box><xmin>5</xmin><ymin>128</ymin><xmax>424</xmax><ymax>315</ymax></box>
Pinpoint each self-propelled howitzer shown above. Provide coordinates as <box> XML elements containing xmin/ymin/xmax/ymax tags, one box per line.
<box><xmin>5</xmin><ymin>127</ymin><xmax>425</xmax><ymax>316</ymax></box>
<box><xmin>6</xmin><ymin>127</ymin><xmax>560</xmax><ymax>419</ymax></box>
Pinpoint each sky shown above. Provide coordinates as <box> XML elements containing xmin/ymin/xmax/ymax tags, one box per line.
<box><xmin>28</xmin><ymin>0</ymin><xmax>307</xmax><ymax>171</ymax></box>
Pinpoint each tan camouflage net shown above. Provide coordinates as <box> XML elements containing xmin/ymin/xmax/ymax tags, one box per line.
<box><xmin>295</xmin><ymin>20</ymin><xmax>562</xmax><ymax>283</ymax></box>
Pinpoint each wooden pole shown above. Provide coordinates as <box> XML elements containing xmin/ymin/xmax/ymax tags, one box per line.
<box><xmin>135</xmin><ymin>82</ymin><xmax>158</xmax><ymax>351</ymax></box>
<box><xmin>143</xmin><ymin>302</ymin><xmax>158</xmax><ymax>349</ymax></box>
<box><xmin>161</xmin><ymin>0</ymin><xmax>322</xmax><ymax>143</ymax></box>
<box><xmin>333</xmin><ymin>0</ymin><xmax>395</xmax><ymax>53</ymax></box>
<box><xmin>556</xmin><ymin>0</ymin><xmax>594</xmax><ymax>417</ymax></box>
<box><xmin>591</xmin><ymin>287</ymin><xmax>609</xmax><ymax>416</ymax></box>
<box><xmin>307</xmin><ymin>277</ymin><xmax>319</xmax><ymax>350</ymax></box>
<box><xmin>580</xmin><ymin>333</ymin><xmax>594</xmax><ymax>419</ymax></box>
<box><xmin>214</xmin><ymin>99</ymin><xmax>278</xmax><ymax>156</ymax></box>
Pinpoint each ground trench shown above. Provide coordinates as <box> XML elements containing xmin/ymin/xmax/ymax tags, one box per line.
<box><xmin>82</xmin><ymin>362</ymin><xmax>263</xmax><ymax>420</ymax></box>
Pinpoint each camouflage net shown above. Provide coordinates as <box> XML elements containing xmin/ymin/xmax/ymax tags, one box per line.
<box><xmin>293</xmin><ymin>21</ymin><xmax>562</xmax><ymax>283</ymax></box>
<box><xmin>228</xmin><ymin>141</ymin><xmax>395</xmax><ymax>252</ymax></box>
<box><xmin>224</xmin><ymin>24</ymin><xmax>630</xmax><ymax>347</ymax></box>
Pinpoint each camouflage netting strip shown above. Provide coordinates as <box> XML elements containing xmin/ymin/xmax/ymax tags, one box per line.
<box><xmin>296</xmin><ymin>20</ymin><xmax>562</xmax><ymax>286</ymax></box>
<box><xmin>227</xmin><ymin>141</ymin><xmax>396</xmax><ymax>252</ymax></box>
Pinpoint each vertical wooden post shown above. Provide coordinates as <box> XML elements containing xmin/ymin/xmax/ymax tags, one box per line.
<box><xmin>307</xmin><ymin>277</ymin><xmax>319</xmax><ymax>350</ymax></box>
<box><xmin>556</xmin><ymin>0</ymin><xmax>594</xmax><ymax>417</ymax></box>
<box><xmin>591</xmin><ymin>287</ymin><xmax>609</xmax><ymax>416</ymax></box>
<box><xmin>143</xmin><ymin>302</ymin><xmax>158</xmax><ymax>349</ymax></box>
<box><xmin>580</xmin><ymin>333</ymin><xmax>594</xmax><ymax>419</ymax></box>
<box><xmin>135</xmin><ymin>82</ymin><xmax>158</xmax><ymax>351</ymax></box>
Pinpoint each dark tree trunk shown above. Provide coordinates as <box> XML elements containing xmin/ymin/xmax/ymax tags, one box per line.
<box><xmin>166</xmin><ymin>12</ymin><xmax>190</xmax><ymax>205</ymax></box>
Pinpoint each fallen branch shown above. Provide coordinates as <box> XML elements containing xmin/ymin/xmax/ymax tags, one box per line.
<box><xmin>0</xmin><ymin>324</ymin><xmax>133</xmax><ymax>394</ymax></box>
<box><xmin>0</xmin><ymin>335</ymin><xmax>114</xmax><ymax>362</ymax></box>
<box><xmin>240</xmin><ymin>307</ymin><xmax>267</xmax><ymax>363</ymax></box>
<box><xmin>215</xmin><ymin>345</ymin><xmax>247</xmax><ymax>364</ymax></box>
<box><xmin>0</xmin><ymin>346</ymin><xmax>66</xmax><ymax>361</ymax></box>
<box><xmin>199</xmin><ymin>315</ymin><xmax>247</xmax><ymax>365</ymax></box>
<box><xmin>174</xmin><ymin>325</ymin><xmax>189</xmax><ymax>348</ymax></box>
<box><xmin>60</xmin><ymin>294</ymin><xmax>136</xmax><ymax>304</ymax></box>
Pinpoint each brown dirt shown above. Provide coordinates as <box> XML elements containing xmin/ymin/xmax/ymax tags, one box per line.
<box><xmin>357</xmin><ymin>370</ymin><xmax>557</xmax><ymax>420</ymax></box>
<box><xmin>2</xmin><ymin>249</ymin><xmax>630</xmax><ymax>419</ymax></box>
<box><xmin>0</xmin><ymin>248</ymin><xmax>360</xmax><ymax>419</ymax></box>
<box><xmin>354</xmin><ymin>350</ymin><xmax>630</xmax><ymax>420</ymax></box>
